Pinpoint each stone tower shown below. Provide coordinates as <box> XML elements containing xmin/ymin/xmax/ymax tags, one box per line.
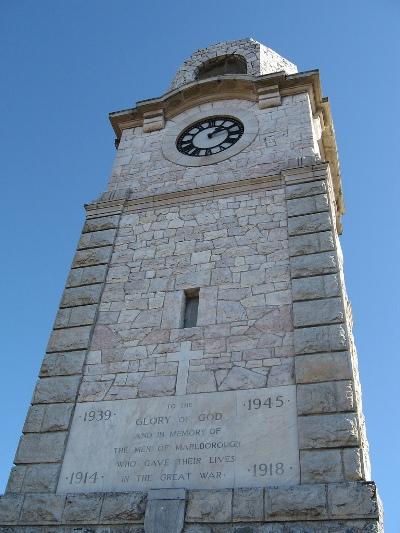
<box><xmin>0</xmin><ymin>39</ymin><xmax>383</xmax><ymax>532</ymax></box>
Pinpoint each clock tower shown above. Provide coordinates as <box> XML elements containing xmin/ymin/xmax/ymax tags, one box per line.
<box><xmin>0</xmin><ymin>39</ymin><xmax>383</xmax><ymax>532</ymax></box>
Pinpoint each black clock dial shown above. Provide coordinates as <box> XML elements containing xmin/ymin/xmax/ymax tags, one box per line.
<box><xmin>176</xmin><ymin>116</ymin><xmax>244</xmax><ymax>157</ymax></box>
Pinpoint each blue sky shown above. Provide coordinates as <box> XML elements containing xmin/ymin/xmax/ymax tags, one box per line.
<box><xmin>1</xmin><ymin>0</ymin><xmax>399</xmax><ymax>530</ymax></box>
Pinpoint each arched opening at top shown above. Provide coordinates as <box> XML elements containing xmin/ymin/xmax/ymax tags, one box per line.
<box><xmin>196</xmin><ymin>54</ymin><xmax>247</xmax><ymax>81</ymax></box>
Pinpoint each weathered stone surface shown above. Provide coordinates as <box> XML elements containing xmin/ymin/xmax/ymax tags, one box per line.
<box><xmin>287</xmin><ymin>194</ymin><xmax>329</xmax><ymax>217</ymax></box>
<box><xmin>293</xmin><ymin>325</ymin><xmax>348</xmax><ymax>354</ymax></box>
<box><xmin>218</xmin><ymin>366</ymin><xmax>266</xmax><ymax>391</ymax></box>
<box><xmin>23</xmin><ymin>405</ymin><xmax>45</xmax><ymax>432</ymax></box>
<box><xmin>64</xmin><ymin>304</ymin><xmax>98</xmax><ymax>327</ymax></box>
<box><xmin>47</xmin><ymin>326</ymin><xmax>92</xmax><ymax>353</ymax></box>
<box><xmin>288</xmin><ymin>212</ymin><xmax>331</xmax><ymax>236</ymax></box>
<box><xmin>20</xmin><ymin>464</ymin><xmax>60</xmax><ymax>492</ymax></box>
<box><xmin>298</xmin><ymin>413</ymin><xmax>359</xmax><ymax>449</ymax></box>
<box><xmin>144</xmin><ymin>499</ymin><xmax>185</xmax><ymax>533</ymax></box>
<box><xmin>62</xmin><ymin>494</ymin><xmax>102</xmax><ymax>523</ymax></box>
<box><xmin>295</xmin><ymin>353</ymin><xmax>352</xmax><ymax>383</ymax></box>
<box><xmin>78</xmin><ymin>380</ymin><xmax>112</xmax><ymax>401</ymax></box>
<box><xmin>186</xmin><ymin>490</ymin><xmax>232</xmax><ymax>522</ymax></box>
<box><xmin>297</xmin><ymin>380</ymin><xmax>354</xmax><ymax>414</ymax></box>
<box><xmin>266</xmin><ymin>484</ymin><xmax>327</xmax><ymax>520</ymax></box>
<box><xmin>292</xmin><ymin>274</ymin><xmax>340</xmax><ymax>301</ymax></box>
<box><xmin>61</xmin><ymin>285</ymin><xmax>103</xmax><ymax>308</ymax></box>
<box><xmin>66</xmin><ymin>265</ymin><xmax>108</xmax><ymax>287</ymax></box>
<box><xmin>40</xmin><ymin>351</ymin><xmax>86</xmax><ymax>377</ymax></box>
<box><xmin>293</xmin><ymin>298</ymin><xmax>344</xmax><ymax>327</ymax></box>
<box><xmin>300</xmin><ymin>449</ymin><xmax>343</xmax><ymax>483</ymax></box>
<box><xmin>101</xmin><ymin>492</ymin><xmax>146</xmax><ymax>522</ymax></box>
<box><xmin>267</xmin><ymin>358</ymin><xmax>295</xmax><ymax>386</ymax></box>
<box><xmin>187</xmin><ymin>371</ymin><xmax>216</xmax><ymax>393</ymax></box>
<box><xmin>5</xmin><ymin>466</ymin><xmax>26</xmax><ymax>493</ymax></box>
<box><xmin>290</xmin><ymin>251</ymin><xmax>337</xmax><ymax>278</ymax></box>
<box><xmin>327</xmin><ymin>482</ymin><xmax>379</xmax><ymax>518</ymax></box>
<box><xmin>15</xmin><ymin>432</ymin><xmax>67</xmax><ymax>463</ymax></box>
<box><xmin>78</xmin><ymin>228</ymin><xmax>116</xmax><ymax>249</ymax></box>
<box><xmin>289</xmin><ymin>231</ymin><xmax>335</xmax><ymax>257</ymax></box>
<box><xmin>197</xmin><ymin>287</ymin><xmax>218</xmax><ymax>326</ymax></box>
<box><xmin>175</xmin><ymin>270</ymin><xmax>211</xmax><ymax>289</ymax></box>
<box><xmin>343</xmin><ymin>447</ymin><xmax>364</xmax><ymax>481</ymax></box>
<box><xmin>20</xmin><ymin>494</ymin><xmax>65</xmax><ymax>523</ymax></box>
<box><xmin>161</xmin><ymin>291</ymin><xmax>184</xmax><ymax>329</ymax></box>
<box><xmin>33</xmin><ymin>376</ymin><xmax>80</xmax><ymax>404</ymax></box>
<box><xmin>217</xmin><ymin>301</ymin><xmax>247</xmax><ymax>323</ymax></box>
<box><xmin>0</xmin><ymin>495</ymin><xmax>23</xmax><ymax>523</ymax></box>
<box><xmin>83</xmin><ymin>215</ymin><xmax>119</xmax><ymax>233</ymax></box>
<box><xmin>41</xmin><ymin>403</ymin><xmax>74</xmax><ymax>431</ymax></box>
<box><xmin>232</xmin><ymin>488</ymin><xmax>264</xmax><ymax>522</ymax></box>
<box><xmin>138</xmin><ymin>375</ymin><xmax>175</xmax><ymax>397</ymax></box>
<box><xmin>72</xmin><ymin>246</ymin><xmax>112</xmax><ymax>268</ymax></box>
<box><xmin>285</xmin><ymin>179</ymin><xmax>327</xmax><ymax>199</ymax></box>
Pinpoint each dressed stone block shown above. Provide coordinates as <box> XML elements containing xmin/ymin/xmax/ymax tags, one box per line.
<box><xmin>61</xmin><ymin>285</ymin><xmax>103</xmax><ymax>308</ymax></box>
<box><xmin>40</xmin><ymin>351</ymin><xmax>86</xmax><ymax>377</ymax></box>
<box><xmin>62</xmin><ymin>494</ymin><xmax>103</xmax><ymax>523</ymax></box>
<box><xmin>285</xmin><ymin>179</ymin><xmax>327</xmax><ymax>199</ymax></box>
<box><xmin>100</xmin><ymin>492</ymin><xmax>146</xmax><ymax>523</ymax></box>
<box><xmin>33</xmin><ymin>376</ymin><xmax>80</xmax><ymax>404</ymax></box>
<box><xmin>66</xmin><ymin>265</ymin><xmax>108</xmax><ymax>287</ymax></box>
<box><xmin>186</xmin><ymin>490</ymin><xmax>232</xmax><ymax>523</ymax></box>
<box><xmin>300</xmin><ymin>450</ymin><xmax>343</xmax><ymax>483</ymax></box>
<box><xmin>232</xmin><ymin>488</ymin><xmax>264</xmax><ymax>522</ymax></box>
<box><xmin>295</xmin><ymin>352</ymin><xmax>352</xmax><ymax>383</ymax></box>
<box><xmin>287</xmin><ymin>194</ymin><xmax>329</xmax><ymax>217</ymax></box>
<box><xmin>83</xmin><ymin>215</ymin><xmax>119</xmax><ymax>233</ymax></box>
<box><xmin>18</xmin><ymin>464</ymin><xmax>60</xmax><ymax>493</ymax></box>
<box><xmin>15</xmin><ymin>432</ymin><xmax>67</xmax><ymax>463</ymax></box>
<box><xmin>265</xmin><ymin>484</ymin><xmax>327</xmax><ymax>520</ymax></box>
<box><xmin>293</xmin><ymin>325</ymin><xmax>348</xmax><ymax>354</ymax></box>
<box><xmin>288</xmin><ymin>212</ymin><xmax>331</xmax><ymax>236</ymax></box>
<box><xmin>78</xmin><ymin>228</ymin><xmax>116</xmax><ymax>249</ymax></box>
<box><xmin>293</xmin><ymin>298</ymin><xmax>344</xmax><ymax>327</ymax></box>
<box><xmin>72</xmin><ymin>246</ymin><xmax>112</xmax><ymax>268</ymax></box>
<box><xmin>0</xmin><ymin>495</ymin><xmax>24</xmax><ymax>523</ymax></box>
<box><xmin>297</xmin><ymin>380</ymin><xmax>354</xmax><ymax>414</ymax></box>
<box><xmin>298</xmin><ymin>413</ymin><xmax>359</xmax><ymax>449</ymax></box>
<box><xmin>292</xmin><ymin>274</ymin><xmax>340</xmax><ymax>301</ymax></box>
<box><xmin>47</xmin><ymin>326</ymin><xmax>91</xmax><ymax>353</ymax></box>
<box><xmin>290</xmin><ymin>252</ymin><xmax>338</xmax><ymax>278</ymax></box>
<box><xmin>20</xmin><ymin>494</ymin><xmax>66</xmax><ymax>524</ymax></box>
<box><xmin>327</xmin><ymin>482</ymin><xmax>379</xmax><ymax>518</ymax></box>
<box><xmin>289</xmin><ymin>231</ymin><xmax>335</xmax><ymax>256</ymax></box>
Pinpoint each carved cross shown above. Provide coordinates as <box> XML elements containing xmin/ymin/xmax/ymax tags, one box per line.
<box><xmin>166</xmin><ymin>341</ymin><xmax>203</xmax><ymax>395</ymax></box>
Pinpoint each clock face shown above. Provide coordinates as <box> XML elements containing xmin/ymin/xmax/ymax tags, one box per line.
<box><xmin>176</xmin><ymin>116</ymin><xmax>244</xmax><ymax>157</ymax></box>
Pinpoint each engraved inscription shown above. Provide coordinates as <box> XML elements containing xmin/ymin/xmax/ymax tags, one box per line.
<box><xmin>57</xmin><ymin>386</ymin><xmax>299</xmax><ymax>492</ymax></box>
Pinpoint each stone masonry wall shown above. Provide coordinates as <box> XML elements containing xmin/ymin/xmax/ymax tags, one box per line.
<box><xmin>107</xmin><ymin>95</ymin><xmax>318</xmax><ymax>198</ymax></box>
<box><xmin>0</xmin><ymin>46</ymin><xmax>382</xmax><ymax>528</ymax></box>
<box><xmin>79</xmin><ymin>184</ymin><xmax>294</xmax><ymax>403</ymax></box>
<box><xmin>169</xmin><ymin>38</ymin><xmax>297</xmax><ymax>90</ymax></box>
<box><xmin>0</xmin><ymin>163</ymin><xmax>382</xmax><ymax>531</ymax></box>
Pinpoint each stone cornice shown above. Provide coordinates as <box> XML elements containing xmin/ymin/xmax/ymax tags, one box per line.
<box><xmin>108</xmin><ymin>70</ymin><xmax>344</xmax><ymax>223</ymax></box>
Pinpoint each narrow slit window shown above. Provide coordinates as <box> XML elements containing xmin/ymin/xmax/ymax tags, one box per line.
<box><xmin>183</xmin><ymin>289</ymin><xmax>199</xmax><ymax>328</ymax></box>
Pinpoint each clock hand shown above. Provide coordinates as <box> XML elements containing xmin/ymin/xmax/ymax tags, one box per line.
<box><xmin>207</xmin><ymin>126</ymin><xmax>225</xmax><ymax>138</ymax></box>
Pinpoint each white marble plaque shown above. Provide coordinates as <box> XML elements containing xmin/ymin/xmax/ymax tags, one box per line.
<box><xmin>57</xmin><ymin>385</ymin><xmax>299</xmax><ymax>493</ymax></box>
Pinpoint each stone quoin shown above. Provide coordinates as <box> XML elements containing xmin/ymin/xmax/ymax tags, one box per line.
<box><xmin>0</xmin><ymin>38</ymin><xmax>383</xmax><ymax>532</ymax></box>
